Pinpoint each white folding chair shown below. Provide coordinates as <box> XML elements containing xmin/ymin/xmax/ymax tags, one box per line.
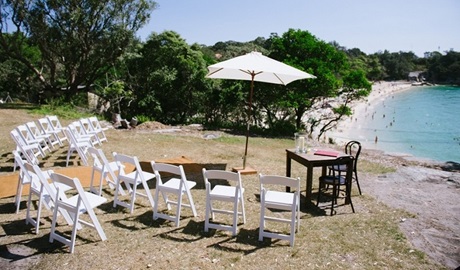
<box><xmin>37</xmin><ymin>117</ymin><xmax>67</xmax><ymax>147</ymax></box>
<box><xmin>113</xmin><ymin>153</ymin><xmax>155</xmax><ymax>213</ymax></box>
<box><xmin>10</xmin><ymin>130</ymin><xmax>40</xmax><ymax>171</ymax></box>
<box><xmin>87</xmin><ymin>147</ymin><xmax>125</xmax><ymax>196</ymax></box>
<box><xmin>15</xmin><ymin>124</ymin><xmax>49</xmax><ymax>156</ymax></box>
<box><xmin>63</xmin><ymin>126</ymin><xmax>91</xmax><ymax>166</ymax></box>
<box><xmin>23</xmin><ymin>163</ymin><xmax>74</xmax><ymax>234</ymax></box>
<box><xmin>78</xmin><ymin>118</ymin><xmax>103</xmax><ymax>146</ymax></box>
<box><xmin>49</xmin><ymin>172</ymin><xmax>107</xmax><ymax>253</ymax></box>
<box><xmin>46</xmin><ymin>115</ymin><xmax>68</xmax><ymax>145</ymax></box>
<box><xmin>259</xmin><ymin>174</ymin><xmax>300</xmax><ymax>247</ymax></box>
<box><xmin>202</xmin><ymin>169</ymin><xmax>246</xmax><ymax>236</ymax></box>
<box><xmin>25</xmin><ymin>121</ymin><xmax>59</xmax><ymax>150</ymax></box>
<box><xmin>86</xmin><ymin>116</ymin><xmax>107</xmax><ymax>142</ymax></box>
<box><xmin>152</xmin><ymin>162</ymin><xmax>197</xmax><ymax>227</ymax></box>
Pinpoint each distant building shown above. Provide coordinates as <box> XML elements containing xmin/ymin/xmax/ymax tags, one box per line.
<box><xmin>408</xmin><ymin>71</ymin><xmax>425</xmax><ymax>82</ymax></box>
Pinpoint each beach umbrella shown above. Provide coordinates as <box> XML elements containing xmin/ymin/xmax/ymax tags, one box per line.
<box><xmin>206</xmin><ymin>51</ymin><xmax>316</xmax><ymax>172</ymax></box>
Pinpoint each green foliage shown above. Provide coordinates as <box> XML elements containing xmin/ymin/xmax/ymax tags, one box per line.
<box><xmin>127</xmin><ymin>30</ymin><xmax>211</xmax><ymax>124</ymax></box>
<box><xmin>427</xmin><ymin>50</ymin><xmax>460</xmax><ymax>84</ymax></box>
<box><xmin>30</xmin><ymin>98</ymin><xmax>93</xmax><ymax>119</ymax></box>
<box><xmin>134</xmin><ymin>114</ymin><xmax>152</xmax><ymax>123</ymax></box>
<box><xmin>268</xmin><ymin>29</ymin><xmax>348</xmax><ymax>130</ymax></box>
<box><xmin>0</xmin><ymin>0</ymin><xmax>157</xmax><ymax>100</ymax></box>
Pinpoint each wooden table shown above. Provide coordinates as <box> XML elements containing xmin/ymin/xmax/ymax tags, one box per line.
<box><xmin>285</xmin><ymin>149</ymin><xmax>353</xmax><ymax>204</ymax></box>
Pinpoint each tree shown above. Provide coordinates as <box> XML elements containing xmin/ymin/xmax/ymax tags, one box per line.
<box><xmin>0</xmin><ymin>0</ymin><xmax>157</xmax><ymax>101</ymax></box>
<box><xmin>127</xmin><ymin>31</ymin><xmax>210</xmax><ymax>124</ymax></box>
<box><xmin>268</xmin><ymin>29</ymin><xmax>347</xmax><ymax>131</ymax></box>
<box><xmin>315</xmin><ymin>70</ymin><xmax>371</xmax><ymax>140</ymax></box>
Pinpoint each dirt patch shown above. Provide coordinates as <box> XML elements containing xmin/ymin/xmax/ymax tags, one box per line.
<box><xmin>136</xmin><ymin>121</ymin><xmax>171</xmax><ymax>130</ymax></box>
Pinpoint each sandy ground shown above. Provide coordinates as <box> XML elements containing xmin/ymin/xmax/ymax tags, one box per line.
<box><xmin>330</xmin><ymin>81</ymin><xmax>460</xmax><ymax>269</ymax></box>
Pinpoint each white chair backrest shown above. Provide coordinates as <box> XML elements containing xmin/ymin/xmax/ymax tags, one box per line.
<box><xmin>114</xmin><ymin>153</ymin><xmax>142</xmax><ymax>176</ymax></box>
<box><xmin>260</xmin><ymin>174</ymin><xmax>300</xmax><ymax>191</ymax></box>
<box><xmin>154</xmin><ymin>163</ymin><xmax>188</xmax><ymax>188</ymax></box>
<box><xmin>203</xmin><ymin>169</ymin><xmax>242</xmax><ymax>188</ymax></box>
<box><xmin>79</xmin><ymin>118</ymin><xmax>95</xmax><ymax>134</ymax></box>
<box><xmin>89</xmin><ymin>116</ymin><xmax>105</xmax><ymax>131</ymax></box>
<box><xmin>25</xmin><ymin>121</ymin><xmax>45</xmax><ymax>138</ymax></box>
<box><xmin>37</xmin><ymin>117</ymin><xmax>53</xmax><ymax>134</ymax></box>
<box><xmin>47</xmin><ymin>115</ymin><xmax>64</xmax><ymax>131</ymax></box>
<box><xmin>14</xmin><ymin>152</ymin><xmax>39</xmax><ymax>190</ymax></box>
<box><xmin>87</xmin><ymin>147</ymin><xmax>121</xmax><ymax>195</ymax></box>
<box><xmin>15</xmin><ymin>124</ymin><xmax>35</xmax><ymax>143</ymax></box>
<box><xmin>63</xmin><ymin>126</ymin><xmax>90</xmax><ymax>166</ymax></box>
<box><xmin>10</xmin><ymin>129</ymin><xmax>42</xmax><ymax>164</ymax></box>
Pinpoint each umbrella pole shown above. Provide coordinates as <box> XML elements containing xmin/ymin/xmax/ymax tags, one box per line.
<box><xmin>243</xmin><ymin>75</ymin><xmax>255</xmax><ymax>169</ymax></box>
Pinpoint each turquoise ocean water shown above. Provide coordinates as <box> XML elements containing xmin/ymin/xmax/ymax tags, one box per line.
<box><xmin>345</xmin><ymin>85</ymin><xmax>460</xmax><ymax>163</ymax></box>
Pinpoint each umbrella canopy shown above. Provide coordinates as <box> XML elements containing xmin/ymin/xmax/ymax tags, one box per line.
<box><xmin>206</xmin><ymin>51</ymin><xmax>316</xmax><ymax>84</ymax></box>
<box><xmin>206</xmin><ymin>51</ymin><xmax>316</xmax><ymax>171</ymax></box>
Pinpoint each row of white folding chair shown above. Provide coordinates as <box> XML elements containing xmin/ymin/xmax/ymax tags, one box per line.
<box><xmin>11</xmin><ymin>115</ymin><xmax>68</xmax><ymax>172</ymax></box>
<box><xmin>107</xmin><ymin>152</ymin><xmax>197</xmax><ymax>227</ymax></box>
<box><xmin>86</xmin><ymin>149</ymin><xmax>298</xmax><ymax>246</ymax></box>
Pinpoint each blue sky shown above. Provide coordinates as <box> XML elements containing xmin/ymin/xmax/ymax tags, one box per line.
<box><xmin>137</xmin><ymin>0</ymin><xmax>459</xmax><ymax>57</ymax></box>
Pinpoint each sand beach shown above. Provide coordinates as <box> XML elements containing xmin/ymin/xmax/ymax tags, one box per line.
<box><xmin>329</xmin><ymin>80</ymin><xmax>414</xmax><ymax>149</ymax></box>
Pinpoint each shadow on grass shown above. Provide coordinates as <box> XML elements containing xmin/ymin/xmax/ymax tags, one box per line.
<box><xmin>0</xmin><ymin>234</ymin><xmax>61</xmax><ymax>263</ymax></box>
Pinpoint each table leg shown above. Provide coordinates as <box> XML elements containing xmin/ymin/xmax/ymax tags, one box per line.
<box><xmin>286</xmin><ymin>156</ymin><xmax>292</xmax><ymax>192</ymax></box>
<box><xmin>345</xmin><ymin>160</ymin><xmax>353</xmax><ymax>204</ymax></box>
<box><xmin>305</xmin><ymin>165</ymin><xmax>313</xmax><ymax>201</ymax></box>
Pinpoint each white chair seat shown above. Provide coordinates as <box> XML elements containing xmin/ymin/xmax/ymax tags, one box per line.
<box><xmin>210</xmin><ymin>185</ymin><xmax>241</xmax><ymax>198</ymax></box>
<box><xmin>65</xmin><ymin>193</ymin><xmax>107</xmax><ymax>213</ymax></box>
<box><xmin>161</xmin><ymin>178</ymin><xmax>196</xmax><ymax>191</ymax></box>
<box><xmin>264</xmin><ymin>190</ymin><xmax>295</xmax><ymax>207</ymax></box>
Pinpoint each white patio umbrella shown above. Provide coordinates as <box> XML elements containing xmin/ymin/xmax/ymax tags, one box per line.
<box><xmin>206</xmin><ymin>51</ymin><xmax>316</xmax><ymax>172</ymax></box>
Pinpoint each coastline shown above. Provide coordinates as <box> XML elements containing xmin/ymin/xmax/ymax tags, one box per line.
<box><xmin>328</xmin><ymin>81</ymin><xmax>422</xmax><ymax>159</ymax></box>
